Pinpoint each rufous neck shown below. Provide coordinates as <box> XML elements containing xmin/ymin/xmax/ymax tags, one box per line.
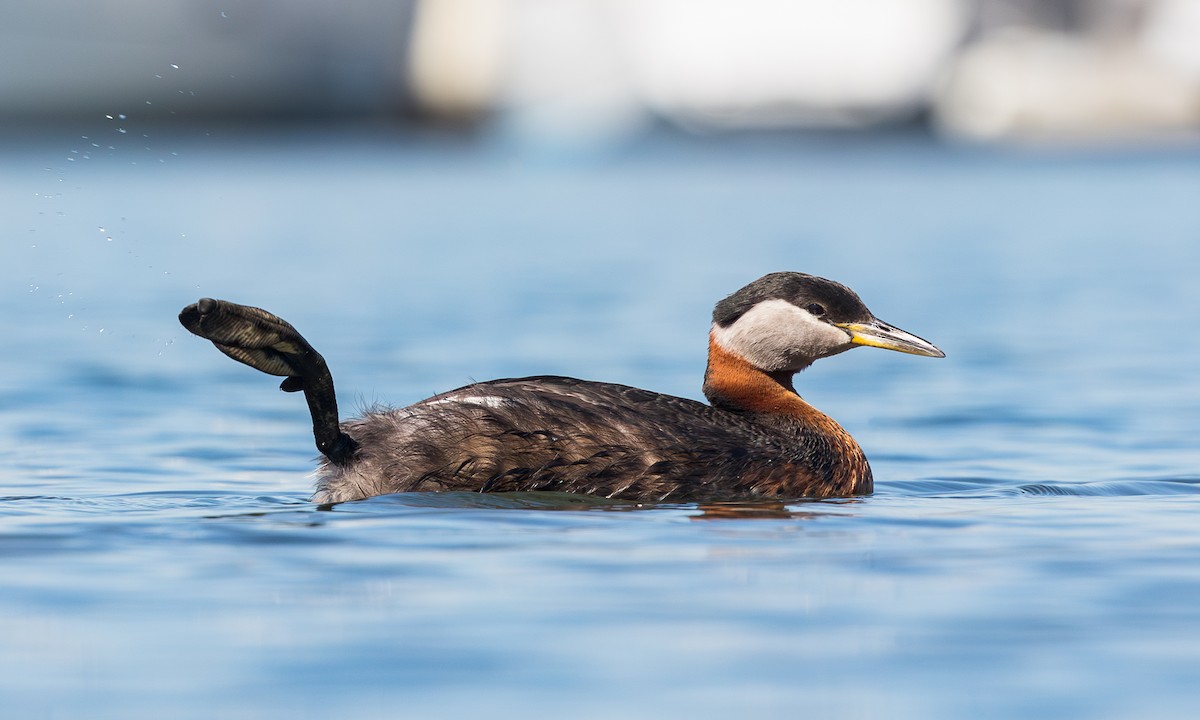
<box><xmin>702</xmin><ymin>331</ymin><xmax>871</xmax><ymax>495</ymax></box>
<box><xmin>702</xmin><ymin>333</ymin><xmax>808</xmax><ymax>415</ymax></box>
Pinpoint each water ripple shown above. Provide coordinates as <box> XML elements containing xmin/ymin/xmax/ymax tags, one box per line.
<box><xmin>872</xmin><ymin>475</ymin><xmax>1200</xmax><ymax>498</ymax></box>
<box><xmin>1015</xmin><ymin>477</ymin><xmax>1200</xmax><ymax>497</ymax></box>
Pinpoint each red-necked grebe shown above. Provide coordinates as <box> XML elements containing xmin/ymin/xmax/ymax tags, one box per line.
<box><xmin>179</xmin><ymin>272</ymin><xmax>943</xmax><ymax>504</ymax></box>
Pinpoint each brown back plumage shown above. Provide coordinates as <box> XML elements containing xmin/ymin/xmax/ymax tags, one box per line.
<box><xmin>314</xmin><ymin>375</ymin><xmax>869</xmax><ymax>505</ymax></box>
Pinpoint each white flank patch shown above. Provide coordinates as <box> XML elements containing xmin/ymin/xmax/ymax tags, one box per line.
<box><xmin>423</xmin><ymin>394</ymin><xmax>511</xmax><ymax>410</ymax></box>
<box><xmin>711</xmin><ymin>298</ymin><xmax>852</xmax><ymax>372</ymax></box>
<box><xmin>461</xmin><ymin>395</ymin><xmax>511</xmax><ymax>409</ymax></box>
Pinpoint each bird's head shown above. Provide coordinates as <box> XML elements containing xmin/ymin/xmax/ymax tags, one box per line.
<box><xmin>710</xmin><ymin>272</ymin><xmax>944</xmax><ymax>374</ymax></box>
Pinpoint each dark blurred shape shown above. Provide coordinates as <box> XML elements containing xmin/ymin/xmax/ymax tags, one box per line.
<box><xmin>0</xmin><ymin>1</ymin><xmax>417</xmax><ymax>123</ymax></box>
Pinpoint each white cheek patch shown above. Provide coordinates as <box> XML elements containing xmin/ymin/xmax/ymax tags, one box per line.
<box><xmin>711</xmin><ymin>298</ymin><xmax>851</xmax><ymax>372</ymax></box>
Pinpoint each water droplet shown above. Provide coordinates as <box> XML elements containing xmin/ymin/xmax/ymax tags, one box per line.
<box><xmin>170</xmin><ymin>63</ymin><xmax>179</xmax><ymax>69</ymax></box>
<box><xmin>118</xmin><ymin>128</ymin><xmax>127</xmax><ymax>134</ymax></box>
<box><xmin>105</xmin><ymin>114</ymin><xmax>114</xmax><ymax>120</ymax></box>
<box><xmin>98</xmin><ymin>226</ymin><xmax>105</xmax><ymax>232</ymax></box>
<box><xmin>118</xmin><ymin>113</ymin><xmax>127</xmax><ymax>120</ymax></box>
<box><xmin>106</xmin><ymin>237</ymin><xmax>113</xmax><ymax>242</ymax></box>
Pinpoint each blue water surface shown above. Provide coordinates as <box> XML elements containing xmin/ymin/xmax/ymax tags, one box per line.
<box><xmin>2</xmin><ymin>126</ymin><xmax>1200</xmax><ymax>719</ymax></box>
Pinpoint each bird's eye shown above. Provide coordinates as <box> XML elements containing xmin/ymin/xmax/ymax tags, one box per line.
<box><xmin>805</xmin><ymin>303</ymin><xmax>826</xmax><ymax>317</ymax></box>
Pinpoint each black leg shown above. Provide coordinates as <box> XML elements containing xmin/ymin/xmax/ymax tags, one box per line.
<box><xmin>179</xmin><ymin>298</ymin><xmax>357</xmax><ymax>464</ymax></box>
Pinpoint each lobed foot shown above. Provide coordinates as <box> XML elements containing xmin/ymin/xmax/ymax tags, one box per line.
<box><xmin>179</xmin><ymin>298</ymin><xmax>315</xmax><ymax>383</ymax></box>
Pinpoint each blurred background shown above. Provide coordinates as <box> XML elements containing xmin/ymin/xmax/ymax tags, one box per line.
<box><xmin>3</xmin><ymin>0</ymin><xmax>1199</xmax><ymax>142</ymax></box>
<box><xmin>4</xmin><ymin>4</ymin><xmax>1200</xmax><ymax>720</ymax></box>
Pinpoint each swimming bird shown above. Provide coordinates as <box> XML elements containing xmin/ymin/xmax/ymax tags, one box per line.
<box><xmin>179</xmin><ymin>272</ymin><xmax>943</xmax><ymax>504</ymax></box>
